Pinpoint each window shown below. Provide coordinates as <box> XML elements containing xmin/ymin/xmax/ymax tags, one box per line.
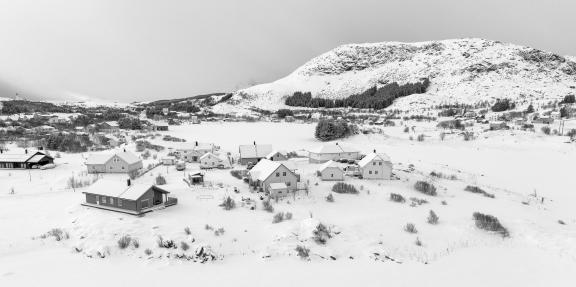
<box><xmin>369</xmin><ymin>171</ymin><xmax>372</xmax><ymax>174</ymax></box>
<box><xmin>102</xmin><ymin>197</ymin><xmax>107</xmax><ymax>204</ymax></box>
<box><xmin>118</xmin><ymin>199</ymin><xmax>122</xmax><ymax>207</ymax></box>
<box><xmin>121</xmin><ymin>166</ymin><xmax>125</xmax><ymax>170</ymax></box>
<box><xmin>379</xmin><ymin>162</ymin><xmax>382</xmax><ymax>166</ymax></box>
<box><xmin>286</xmin><ymin>182</ymin><xmax>291</xmax><ymax>186</ymax></box>
<box><xmin>375</xmin><ymin>171</ymin><xmax>378</xmax><ymax>174</ymax></box>
<box><xmin>95</xmin><ymin>195</ymin><xmax>99</xmax><ymax>203</ymax></box>
<box><xmin>282</xmin><ymin>172</ymin><xmax>286</xmax><ymax>176</ymax></box>
<box><xmin>331</xmin><ymin>173</ymin><xmax>334</xmax><ymax>178</ymax></box>
<box><xmin>109</xmin><ymin>198</ymin><xmax>114</xmax><ymax>205</ymax></box>
<box><xmin>276</xmin><ymin>172</ymin><xmax>280</xmax><ymax>177</ymax></box>
<box><xmin>373</xmin><ymin>162</ymin><xmax>376</xmax><ymax>166</ymax></box>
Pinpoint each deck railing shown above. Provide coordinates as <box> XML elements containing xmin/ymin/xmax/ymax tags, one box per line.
<box><xmin>165</xmin><ymin>197</ymin><xmax>178</xmax><ymax>207</ymax></box>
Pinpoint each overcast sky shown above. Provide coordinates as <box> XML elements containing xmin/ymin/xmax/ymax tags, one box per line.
<box><xmin>0</xmin><ymin>0</ymin><xmax>574</xmax><ymax>102</ymax></box>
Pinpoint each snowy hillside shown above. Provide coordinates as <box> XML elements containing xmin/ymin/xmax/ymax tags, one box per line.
<box><xmin>232</xmin><ymin>38</ymin><xmax>576</xmax><ymax>110</ymax></box>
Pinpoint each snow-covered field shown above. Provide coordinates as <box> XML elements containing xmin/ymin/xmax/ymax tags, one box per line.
<box><xmin>1</xmin><ymin>122</ymin><xmax>575</xmax><ymax>287</ymax></box>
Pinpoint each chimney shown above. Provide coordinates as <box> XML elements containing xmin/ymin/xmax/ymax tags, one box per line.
<box><xmin>195</xmin><ymin>141</ymin><xmax>198</xmax><ymax>146</ymax></box>
<box><xmin>253</xmin><ymin>141</ymin><xmax>256</xmax><ymax>146</ymax></box>
<box><xmin>25</xmin><ymin>149</ymin><xmax>28</xmax><ymax>154</ymax></box>
<box><xmin>335</xmin><ymin>142</ymin><xmax>338</xmax><ymax>145</ymax></box>
<box><xmin>373</xmin><ymin>149</ymin><xmax>376</xmax><ymax>153</ymax></box>
<box><xmin>127</xmin><ymin>179</ymin><xmax>131</xmax><ymax>187</ymax></box>
<box><xmin>123</xmin><ymin>148</ymin><xmax>126</xmax><ymax>152</ymax></box>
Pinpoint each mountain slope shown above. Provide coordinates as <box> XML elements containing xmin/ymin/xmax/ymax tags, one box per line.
<box><xmin>232</xmin><ymin>38</ymin><xmax>576</xmax><ymax>110</ymax></box>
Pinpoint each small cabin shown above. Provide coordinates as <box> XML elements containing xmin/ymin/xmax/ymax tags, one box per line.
<box><xmin>317</xmin><ymin>160</ymin><xmax>345</xmax><ymax>181</ymax></box>
<box><xmin>0</xmin><ymin>151</ymin><xmax>54</xmax><ymax>169</ymax></box>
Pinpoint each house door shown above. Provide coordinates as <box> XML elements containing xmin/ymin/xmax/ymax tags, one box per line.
<box><xmin>141</xmin><ymin>199</ymin><xmax>150</xmax><ymax>209</ymax></box>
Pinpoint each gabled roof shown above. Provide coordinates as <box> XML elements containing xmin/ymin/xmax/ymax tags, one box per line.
<box><xmin>172</xmin><ymin>142</ymin><xmax>214</xmax><ymax>151</ymax></box>
<box><xmin>266</xmin><ymin>150</ymin><xmax>287</xmax><ymax>159</ymax></box>
<box><xmin>83</xmin><ymin>179</ymin><xmax>169</xmax><ymax>200</ymax></box>
<box><xmin>239</xmin><ymin>144</ymin><xmax>273</xmax><ymax>159</ymax></box>
<box><xmin>248</xmin><ymin>159</ymin><xmax>292</xmax><ymax>181</ymax></box>
<box><xmin>200</xmin><ymin>152</ymin><xmax>223</xmax><ymax>161</ymax></box>
<box><xmin>358</xmin><ymin>153</ymin><xmax>391</xmax><ymax>168</ymax></box>
<box><xmin>318</xmin><ymin>160</ymin><xmax>342</xmax><ymax>172</ymax></box>
<box><xmin>86</xmin><ymin>151</ymin><xmax>141</xmax><ymax>165</ymax></box>
<box><xmin>308</xmin><ymin>143</ymin><xmax>359</xmax><ymax>154</ymax></box>
<box><xmin>0</xmin><ymin>151</ymin><xmax>49</xmax><ymax>163</ymax></box>
<box><xmin>103</xmin><ymin>121</ymin><xmax>119</xmax><ymax>127</ymax></box>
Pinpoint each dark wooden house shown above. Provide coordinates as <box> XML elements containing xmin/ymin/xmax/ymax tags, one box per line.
<box><xmin>0</xmin><ymin>151</ymin><xmax>54</xmax><ymax>169</ymax></box>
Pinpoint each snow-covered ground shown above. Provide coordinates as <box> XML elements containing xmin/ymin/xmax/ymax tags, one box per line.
<box><xmin>1</xmin><ymin>121</ymin><xmax>575</xmax><ymax>286</ymax></box>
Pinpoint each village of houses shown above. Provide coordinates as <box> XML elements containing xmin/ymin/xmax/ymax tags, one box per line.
<box><xmin>1</xmin><ymin>100</ymin><xmax>576</xmax><ymax>278</ymax></box>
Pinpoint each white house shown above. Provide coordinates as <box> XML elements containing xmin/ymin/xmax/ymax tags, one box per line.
<box><xmin>248</xmin><ymin>159</ymin><xmax>299</xmax><ymax>195</ymax></box>
<box><xmin>308</xmin><ymin>143</ymin><xmax>360</xmax><ymax>163</ymax></box>
<box><xmin>85</xmin><ymin>151</ymin><xmax>143</xmax><ymax>174</ymax></box>
<box><xmin>266</xmin><ymin>150</ymin><xmax>288</xmax><ymax>161</ymax></box>
<box><xmin>238</xmin><ymin>143</ymin><xmax>273</xmax><ymax>165</ymax></box>
<box><xmin>357</xmin><ymin>152</ymin><xmax>392</xmax><ymax>180</ymax></box>
<box><xmin>199</xmin><ymin>152</ymin><xmax>229</xmax><ymax>169</ymax></box>
<box><xmin>173</xmin><ymin>141</ymin><xmax>216</xmax><ymax>162</ymax></box>
<box><xmin>161</xmin><ymin>156</ymin><xmax>176</xmax><ymax>165</ymax></box>
<box><xmin>317</xmin><ymin>160</ymin><xmax>345</xmax><ymax>181</ymax></box>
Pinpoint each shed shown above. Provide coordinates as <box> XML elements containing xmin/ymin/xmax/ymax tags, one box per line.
<box><xmin>318</xmin><ymin>160</ymin><xmax>345</xmax><ymax>181</ymax></box>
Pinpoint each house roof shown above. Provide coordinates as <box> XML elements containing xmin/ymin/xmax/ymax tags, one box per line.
<box><xmin>172</xmin><ymin>142</ymin><xmax>214</xmax><ymax>151</ymax></box>
<box><xmin>248</xmin><ymin>159</ymin><xmax>284</xmax><ymax>181</ymax></box>
<box><xmin>318</xmin><ymin>160</ymin><xmax>342</xmax><ymax>172</ymax></box>
<box><xmin>0</xmin><ymin>151</ymin><xmax>50</xmax><ymax>163</ymax></box>
<box><xmin>269</xmin><ymin>182</ymin><xmax>287</xmax><ymax>190</ymax></box>
<box><xmin>200</xmin><ymin>152</ymin><xmax>223</xmax><ymax>161</ymax></box>
<box><xmin>308</xmin><ymin>143</ymin><xmax>359</xmax><ymax>154</ymax></box>
<box><xmin>239</xmin><ymin>144</ymin><xmax>273</xmax><ymax>159</ymax></box>
<box><xmin>266</xmin><ymin>150</ymin><xmax>287</xmax><ymax>159</ymax></box>
<box><xmin>83</xmin><ymin>179</ymin><xmax>169</xmax><ymax>200</ymax></box>
<box><xmin>85</xmin><ymin>151</ymin><xmax>141</xmax><ymax>165</ymax></box>
<box><xmin>358</xmin><ymin>153</ymin><xmax>391</xmax><ymax>168</ymax></box>
<box><xmin>104</xmin><ymin>121</ymin><xmax>119</xmax><ymax>127</ymax></box>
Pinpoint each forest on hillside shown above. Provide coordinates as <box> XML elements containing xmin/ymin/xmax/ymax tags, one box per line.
<box><xmin>285</xmin><ymin>79</ymin><xmax>430</xmax><ymax>110</ymax></box>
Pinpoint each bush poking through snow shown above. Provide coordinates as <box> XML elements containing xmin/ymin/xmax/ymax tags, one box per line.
<box><xmin>262</xmin><ymin>200</ymin><xmax>274</xmax><ymax>213</ymax></box>
<box><xmin>157</xmin><ymin>235</ymin><xmax>177</xmax><ymax>248</ymax></box>
<box><xmin>331</xmin><ymin>182</ymin><xmax>358</xmax><ymax>194</ymax></box>
<box><xmin>117</xmin><ymin>235</ymin><xmax>132</xmax><ymax>249</ymax></box>
<box><xmin>214</xmin><ymin>228</ymin><xmax>225</xmax><ymax>236</ymax></box>
<box><xmin>427</xmin><ymin>210</ymin><xmax>439</xmax><ymax>225</ymax></box>
<box><xmin>430</xmin><ymin>171</ymin><xmax>457</xmax><ymax>180</ymax></box>
<box><xmin>326</xmin><ymin>193</ymin><xmax>335</xmax><ymax>202</ymax></box>
<box><xmin>230</xmin><ymin>170</ymin><xmax>243</xmax><ymax>179</ymax></box>
<box><xmin>272</xmin><ymin>212</ymin><xmax>285</xmax><ymax>223</ymax></box>
<box><xmin>410</xmin><ymin>197</ymin><xmax>428</xmax><ymax>206</ymax></box>
<box><xmin>184</xmin><ymin>227</ymin><xmax>192</xmax><ymax>235</ymax></box>
<box><xmin>414</xmin><ymin>181</ymin><xmax>437</xmax><ymax>196</ymax></box>
<box><xmin>39</xmin><ymin>228</ymin><xmax>69</xmax><ymax>241</ymax></box>
<box><xmin>180</xmin><ymin>241</ymin><xmax>190</xmax><ymax>251</ymax></box>
<box><xmin>390</xmin><ymin>193</ymin><xmax>406</xmax><ymax>203</ymax></box>
<box><xmin>144</xmin><ymin>249</ymin><xmax>153</xmax><ymax>256</ymax></box>
<box><xmin>464</xmin><ymin>185</ymin><xmax>495</xmax><ymax>198</ymax></box>
<box><xmin>155</xmin><ymin>174</ymin><xmax>167</xmax><ymax>185</ymax></box>
<box><xmin>132</xmin><ymin>238</ymin><xmax>140</xmax><ymax>248</ymax></box>
<box><xmin>472</xmin><ymin>212</ymin><xmax>509</xmax><ymax>237</ymax></box>
<box><xmin>295</xmin><ymin>245</ymin><xmax>310</xmax><ymax>260</ymax></box>
<box><xmin>541</xmin><ymin>126</ymin><xmax>551</xmax><ymax>135</ymax></box>
<box><xmin>219</xmin><ymin>196</ymin><xmax>236</xmax><ymax>210</ymax></box>
<box><xmin>404</xmin><ymin>223</ymin><xmax>418</xmax><ymax>234</ymax></box>
<box><xmin>312</xmin><ymin>223</ymin><xmax>332</xmax><ymax>245</ymax></box>
<box><xmin>285</xmin><ymin>212</ymin><xmax>293</xmax><ymax>220</ymax></box>
<box><xmin>417</xmin><ymin>134</ymin><xmax>425</xmax><ymax>141</ymax></box>
<box><xmin>415</xmin><ymin>237</ymin><xmax>423</xmax><ymax>246</ymax></box>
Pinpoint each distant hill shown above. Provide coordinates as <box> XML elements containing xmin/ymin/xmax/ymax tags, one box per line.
<box><xmin>231</xmin><ymin>38</ymin><xmax>576</xmax><ymax>110</ymax></box>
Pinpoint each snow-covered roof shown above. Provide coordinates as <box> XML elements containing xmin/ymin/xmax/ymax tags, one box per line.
<box><xmin>200</xmin><ymin>152</ymin><xmax>221</xmax><ymax>160</ymax></box>
<box><xmin>172</xmin><ymin>142</ymin><xmax>214</xmax><ymax>151</ymax></box>
<box><xmin>104</xmin><ymin>121</ymin><xmax>119</xmax><ymax>127</ymax></box>
<box><xmin>308</xmin><ymin>143</ymin><xmax>359</xmax><ymax>154</ymax></box>
<box><xmin>85</xmin><ymin>151</ymin><xmax>141</xmax><ymax>165</ymax></box>
<box><xmin>318</xmin><ymin>160</ymin><xmax>342</xmax><ymax>172</ymax></box>
<box><xmin>83</xmin><ymin>179</ymin><xmax>169</xmax><ymax>200</ymax></box>
<box><xmin>239</xmin><ymin>144</ymin><xmax>273</xmax><ymax>159</ymax></box>
<box><xmin>358</xmin><ymin>153</ymin><xmax>391</xmax><ymax>168</ymax></box>
<box><xmin>248</xmin><ymin>159</ymin><xmax>282</xmax><ymax>181</ymax></box>
<box><xmin>269</xmin><ymin>182</ymin><xmax>287</xmax><ymax>190</ymax></box>
<box><xmin>266</xmin><ymin>150</ymin><xmax>287</xmax><ymax>159</ymax></box>
<box><xmin>0</xmin><ymin>151</ymin><xmax>49</xmax><ymax>163</ymax></box>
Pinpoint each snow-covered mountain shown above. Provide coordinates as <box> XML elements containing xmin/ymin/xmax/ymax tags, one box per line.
<box><xmin>232</xmin><ymin>38</ymin><xmax>576</xmax><ymax>110</ymax></box>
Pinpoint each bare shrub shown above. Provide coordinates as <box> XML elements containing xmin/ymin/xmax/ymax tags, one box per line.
<box><xmin>285</xmin><ymin>212</ymin><xmax>293</xmax><ymax>220</ymax></box>
<box><xmin>427</xmin><ymin>210</ymin><xmax>439</xmax><ymax>224</ymax></box>
<box><xmin>132</xmin><ymin>238</ymin><xmax>140</xmax><ymax>248</ymax></box>
<box><xmin>326</xmin><ymin>193</ymin><xmax>334</xmax><ymax>202</ymax></box>
<box><xmin>295</xmin><ymin>245</ymin><xmax>310</xmax><ymax>259</ymax></box>
<box><xmin>417</xmin><ymin>134</ymin><xmax>425</xmax><ymax>141</ymax></box>
<box><xmin>144</xmin><ymin>248</ymin><xmax>153</xmax><ymax>256</ymax></box>
<box><xmin>272</xmin><ymin>212</ymin><xmax>285</xmax><ymax>223</ymax></box>
<box><xmin>40</xmin><ymin>228</ymin><xmax>69</xmax><ymax>241</ymax></box>
<box><xmin>184</xmin><ymin>227</ymin><xmax>192</xmax><ymax>235</ymax></box>
<box><xmin>415</xmin><ymin>237</ymin><xmax>423</xmax><ymax>246</ymax></box>
<box><xmin>155</xmin><ymin>174</ymin><xmax>167</xmax><ymax>185</ymax></box>
<box><xmin>219</xmin><ymin>196</ymin><xmax>236</xmax><ymax>210</ymax></box>
<box><xmin>180</xmin><ymin>241</ymin><xmax>190</xmax><ymax>251</ymax></box>
<box><xmin>404</xmin><ymin>223</ymin><xmax>417</xmax><ymax>233</ymax></box>
<box><xmin>117</xmin><ymin>235</ymin><xmax>132</xmax><ymax>249</ymax></box>
<box><xmin>541</xmin><ymin>126</ymin><xmax>551</xmax><ymax>135</ymax></box>
<box><xmin>414</xmin><ymin>181</ymin><xmax>437</xmax><ymax>196</ymax></box>
<box><xmin>313</xmin><ymin>223</ymin><xmax>332</xmax><ymax>244</ymax></box>
<box><xmin>230</xmin><ymin>170</ymin><xmax>243</xmax><ymax>179</ymax></box>
<box><xmin>262</xmin><ymin>200</ymin><xmax>274</xmax><ymax>213</ymax></box>
<box><xmin>214</xmin><ymin>228</ymin><xmax>225</xmax><ymax>236</ymax></box>
<box><xmin>410</xmin><ymin>197</ymin><xmax>428</xmax><ymax>206</ymax></box>
<box><xmin>473</xmin><ymin>212</ymin><xmax>509</xmax><ymax>237</ymax></box>
<box><xmin>390</xmin><ymin>193</ymin><xmax>406</xmax><ymax>203</ymax></box>
<box><xmin>157</xmin><ymin>235</ymin><xmax>176</xmax><ymax>248</ymax></box>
